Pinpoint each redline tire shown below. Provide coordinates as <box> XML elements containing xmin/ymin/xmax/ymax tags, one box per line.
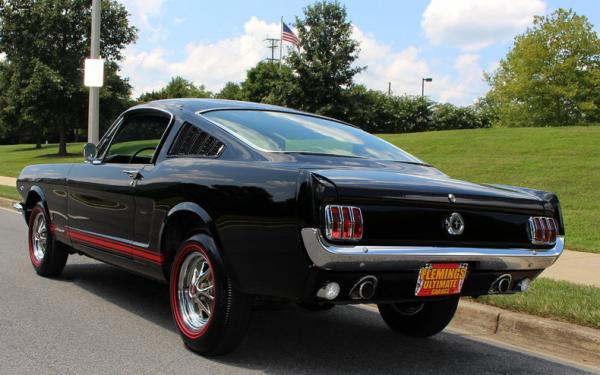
<box><xmin>377</xmin><ymin>297</ymin><xmax>459</xmax><ymax>338</ymax></box>
<box><xmin>170</xmin><ymin>243</ymin><xmax>216</xmax><ymax>340</ymax></box>
<box><xmin>27</xmin><ymin>203</ymin><xmax>68</xmax><ymax>277</ymax></box>
<box><xmin>169</xmin><ymin>237</ymin><xmax>253</xmax><ymax>356</ymax></box>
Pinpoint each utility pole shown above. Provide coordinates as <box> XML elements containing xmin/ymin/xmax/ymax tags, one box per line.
<box><xmin>388</xmin><ymin>82</ymin><xmax>392</xmax><ymax>96</ymax></box>
<box><xmin>279</xmin><ymin>16</ymin><xmax>283</xmax><ymax>66</ymax></box>
<box><xmin>265</xmin><ymin>38</ymin><xmax>280</xmax><ymax>62</ymax></box>
<box><xmin>87</xmin><ymin>0</ymin><xmax>101</xmax><ymax>144</ymax></box>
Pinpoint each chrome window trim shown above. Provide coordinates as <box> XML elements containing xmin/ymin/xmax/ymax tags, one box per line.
<box><xmin>101</xmin><ymin>107</ymin><xmax>175</xmax><ymax>165</ymax></box>
<box><xmin>301</xmin><ymin>228</ymin><xmax>564</xmax><ymax>272</ymax></box>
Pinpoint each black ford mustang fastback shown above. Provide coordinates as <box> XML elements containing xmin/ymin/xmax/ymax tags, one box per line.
<box><xmin>15</xmin><ymin>99</ymin><xmax>564</xmax><ymax>355</ymax></box>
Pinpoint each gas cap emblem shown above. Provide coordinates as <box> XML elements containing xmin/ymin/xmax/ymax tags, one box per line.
<box><xmin>445</xmin><ymin>212</ymin><xmax>465</xmax><ymax>236</ymax></box>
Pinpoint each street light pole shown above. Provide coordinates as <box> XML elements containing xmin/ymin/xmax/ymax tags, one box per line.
<box><xmin>421</xmin><ymin>77</ymin><xmax>432</xmax><ymax>97</ymax></box>
<box><xmin>87</xmin><ymin>0</ymin><xmax>101</xmax><ymax>144</ymax></box>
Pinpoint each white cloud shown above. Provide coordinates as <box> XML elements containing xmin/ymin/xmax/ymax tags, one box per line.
<box><xmin>174</xmin><ymin>17</ymin><xmax>186</xmax><ymax>25</ymax></box>
<box><xmin>353</xmin><ymin>27</ymin><xmax>429</xmax><ymax>95</ymax></box>
<box><xmin>122</xmin><ymin>16</ymin><xmax>280</xmax><ymax>97</ymax></box>
<box><xmin>121</xmin><ymin>16</ymin><xmax>488</xmax><ymax>104</ymax></box>
<box><xmin>421</xmin><ymin>0</ymin><xmax>545</xmax><ymax>50</ymax></box>
<box><xmin>353</xmin><ymin>27</ymin><xmax>486</xmax><ymax>104</ymax></box>
<box><xmin>435</xmin><ymin>54</ymin><xmax>488</xmax><ymax>104</ymax></box>
<box><xmin>119</xmin><ymin>0</ymin><xmax>168</xmax><ymax>42</ymax></box>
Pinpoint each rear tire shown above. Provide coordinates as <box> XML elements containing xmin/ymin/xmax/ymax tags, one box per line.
<box><xmin>377</xmin><ymin>297</ymin><xmax>459</xmax><ymax>337</ymax></box>
<box><xmin>28</xmin><ymin>203</ymin><xmax>68</xmax><ymax>277</ymax></box>
<box><xmin>170</xmin><ymin>235</ymin><xmax>253</xmax><ymax>356</ymax></box>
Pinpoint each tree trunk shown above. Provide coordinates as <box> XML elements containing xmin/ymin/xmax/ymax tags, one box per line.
<box><xmin>35</xmin><ymin>131</ymin><xmax>42</xmax><ymax>149</ymax></box>
<box><xmin>58</xmin><ymin>125</ymin><xmax>67</xmax><ymax>156</ymax></box>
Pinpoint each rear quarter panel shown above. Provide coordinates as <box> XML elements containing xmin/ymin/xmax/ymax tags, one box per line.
<box><xmin>136</xmin><ymin>158</ymin><xmax>312</xmax><ymax>298</ymax></box>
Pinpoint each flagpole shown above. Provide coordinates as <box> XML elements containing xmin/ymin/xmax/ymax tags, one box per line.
<box><xmin>279</xmin><ymin>16</ymin><xmax>283</xmax><ymax>66</ymax></box>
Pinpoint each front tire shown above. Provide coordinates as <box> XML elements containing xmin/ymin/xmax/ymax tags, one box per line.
<box><xmin>28</xmin><ymin>203</ymin><xmax>68</xmax><ymax>277</ymax></box>
<box><xmin>170</xmin><ymin>236</ymin><xmax>253</xmax><ymax>356</ymax></box>
<box><xmin>377</xmin><ymin>297</ymin><xmax>459</xmax><ymax>337</ymax></box>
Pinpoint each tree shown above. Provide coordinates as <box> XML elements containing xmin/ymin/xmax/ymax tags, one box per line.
<box><xmin>216</xmin><ymin>81</ymin><xmax>244</xmax><ymax>100</ymax></box>
<box><xmin>137</xmin><ymin>76</ymin><xmax>212</xmax><ymax>102</ymax></box>
<box><xmin>240</xmin><ymin>61</ymin><xmax>293</xmax><ymax>105</ymax></box>
<box><xmin>286</xmin><ymin>1</ymin><xmax>364</xmax><ymax>117</ymax></box>
<box><xmin>0</xmin><ymin>0</ymin><xmax>137</xmax><ymax>153</ymax></box>
<box><xmin>485</xmin><ymin>8</ymin><xmax>600</xmax><ymax>127</ymax></box>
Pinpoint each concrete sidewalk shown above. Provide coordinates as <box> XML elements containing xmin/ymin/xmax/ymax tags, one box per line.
<box><xmin>0</xmin><ymin>176</ymin><xmax>597</xmax><ymax>288</ymax></box>
<box><xmin>0</xmin><ymin>176</ymin><xmax>16</xmax><ymax>187</ymax></box>
<box><xmin>541</xmin><ymin>250</ymin><xmax>600</xmax><ymax>287</ymax></box>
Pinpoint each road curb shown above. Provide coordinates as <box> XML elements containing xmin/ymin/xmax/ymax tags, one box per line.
<box><xmin>0</xmin><ymin>196</ymin><xmax>18</xmax><ymax>211</ymax></box>
<box><xmin>451</xmin><ymin>300</ymin><xmax>600</xmax><ymax>368</ymax></box>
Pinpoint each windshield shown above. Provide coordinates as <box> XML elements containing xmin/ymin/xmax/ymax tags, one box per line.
<box><xmin>202</xmin><ymin>110</ymin><xmax>422</xmax><ymax>163</ymax></box>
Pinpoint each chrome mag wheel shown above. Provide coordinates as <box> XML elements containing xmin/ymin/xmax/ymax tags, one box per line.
<box><xmin>31</xmin><ymin>212</ymin><xmax>47</xmax><ymax>263</ymax></box>
<box><xmin>177</xmin><ymin>251</ymin><xmax>215</xmax><ymax>333</ymax></box>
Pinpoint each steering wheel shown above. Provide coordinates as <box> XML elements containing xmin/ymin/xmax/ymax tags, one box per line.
<box><xmin>129</xmin><ymin>147</ymin><xmax>156</xmax><ymax>164</ymax></box>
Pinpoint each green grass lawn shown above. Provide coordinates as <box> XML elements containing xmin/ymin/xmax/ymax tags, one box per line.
<box><xmin>476</xmin><ymin>278</ymin><xmax>600</xmax><ymax>329</ymax></box>
<box><xmin>380</xmin><ymin>126</ymin><xmax>600</xmax><ymax>253</ymax></box>
<box><xmin>0</xmin><ymin>185</ymin><xmax>20</xmax><ymax>201</ymax></box>
<box><xmin>0</xmin><ymin>143</ymin><xmax>84</xmax><ymax>177</ymax></box>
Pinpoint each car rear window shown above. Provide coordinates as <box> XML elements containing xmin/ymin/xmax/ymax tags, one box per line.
<box><xmin>201</xmin><ymin>110</ymin><xmax>422</xmax><ymax>163</ymax></box>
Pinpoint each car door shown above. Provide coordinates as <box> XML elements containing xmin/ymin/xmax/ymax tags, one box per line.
<box><xmin>67</xmin><ymin>110</ymin><xmax>172</xmax><ymax>267</ymax></box>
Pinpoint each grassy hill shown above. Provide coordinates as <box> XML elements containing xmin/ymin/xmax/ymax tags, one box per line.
<box><xmin>0</xmin><ymin>126</ymin><xmax>598</xmax><ymax>253</ymax></box>
<box><xmin>380</xmin><ymin>126</ymin><xmax>600</xmax><ymax>253</ymax></box>
<box><xmin>0</xmin><ymin>143</ymin><xmax>84</xmax><ymax>178</ymax></box>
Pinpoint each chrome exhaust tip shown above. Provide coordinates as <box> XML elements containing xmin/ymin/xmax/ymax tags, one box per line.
<box><xmin>349</xmin><ymin>276</ymin><xmax>378</xmax><ymax>299</ymax></box>
<box><xmin>489</xmin><ymin>274</ymin><xmax>512</xmax><ymax>294</ymax></box>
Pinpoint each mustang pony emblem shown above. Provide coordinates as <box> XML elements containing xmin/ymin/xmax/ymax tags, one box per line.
<box><xmin>445</xmin><ymin>212</ymin><xmax>465</xmax><ymax>236</ymax></box>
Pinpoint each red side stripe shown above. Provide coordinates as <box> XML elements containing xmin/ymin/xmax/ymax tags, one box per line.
<box><xmin>67</xmin><ymin>228</ymin><xmax>164</xmax><ymax>265</ymax></box>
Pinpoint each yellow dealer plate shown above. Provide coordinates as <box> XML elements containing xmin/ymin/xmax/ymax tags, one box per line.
<box><xmin>415</xmin><ymin>263</ymin><xmax>468</xmax><ymax>297</ymax></box>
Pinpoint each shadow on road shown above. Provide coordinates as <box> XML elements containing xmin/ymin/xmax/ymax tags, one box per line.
<box><xmin>59</xmin><ymin>262</ymin><xmax>584</xmax><ymax>375</ymax></box>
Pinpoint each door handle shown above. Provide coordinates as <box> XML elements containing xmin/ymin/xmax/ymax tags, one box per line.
<box><xmin>122</xmin><ymin>169</ymin><xmax>143</xmax><ymax>179</ymax></box>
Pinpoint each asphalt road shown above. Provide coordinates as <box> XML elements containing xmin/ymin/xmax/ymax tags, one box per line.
<box><xmin>0</xmin><ymin>207</ymin><xmax>595</xmax><ymax>375</ymax></box>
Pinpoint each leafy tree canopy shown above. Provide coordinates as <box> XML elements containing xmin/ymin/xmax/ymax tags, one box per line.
<box><xmin>286</xmin><ymin>1</ymin><xmax>364</xmax><ymax>117</ymax></box>
<box><xmin>0</xmin><ymin>0</ymin><xmax>137</xmax><ymax>153</ymax></box>
<box><xmin>137</xmin><ymin>76</ymin><xmax>212</xmax><ymax>102</ymax></box>
<box><xmin>485</xmin><ymin>8</ymin><xmax>600</xmax><ymax>127</ymax></box>
<box><xmin>215</xmin><ymin>81</ymin><xmax>244</xmax><ymax>100</ymax></box>
<box><xmin>240</xmin><ymin>61</ymin><xmax>293</xmax><ymax>105</ymax></box>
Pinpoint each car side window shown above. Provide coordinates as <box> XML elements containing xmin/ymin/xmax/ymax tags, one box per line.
<box><xmin>104</xmin><ymin>115</ymin><xmax>170</xmax><ymax>164</ymax></box>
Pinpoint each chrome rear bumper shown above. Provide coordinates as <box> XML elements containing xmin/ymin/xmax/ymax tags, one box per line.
<box><xmin>301</xmin><ymin>228</ymin><xmax>564</xmax><ymax>271</ymax></box>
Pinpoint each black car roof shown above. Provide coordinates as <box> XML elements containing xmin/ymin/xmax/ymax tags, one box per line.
<box><xmin>132</xmin><ymin>98</ymin><xmax>304</xmax><ymax>114</ymax></box>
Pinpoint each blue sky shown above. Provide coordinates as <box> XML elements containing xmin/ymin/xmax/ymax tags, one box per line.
<box><xmin>119</xmin><ymin>0</ymin><xmax>600</xmax><ymax>105</ymax></box>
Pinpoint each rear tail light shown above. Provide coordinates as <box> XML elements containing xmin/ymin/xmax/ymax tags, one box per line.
<box><xmin>325</xmin><ymin>205</ymin><xmax>363</xmax><ymax>241</ymax></box>
<box><xmin>528</xmin><ymin>217</ymin><xmax>557</xmax><ymax>245</ymax></box>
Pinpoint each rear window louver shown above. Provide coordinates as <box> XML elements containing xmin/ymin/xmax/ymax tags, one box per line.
<box><xmin>169</xmin><ymin>122</ymin><xmax>224</xmax><ymax>157</ymax></box>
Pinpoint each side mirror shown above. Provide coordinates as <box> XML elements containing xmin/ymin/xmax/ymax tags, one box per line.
<box><xmin>83</xmin><ymin>143</ymin><xmax>98</xmax><ymax>163</ymax></box>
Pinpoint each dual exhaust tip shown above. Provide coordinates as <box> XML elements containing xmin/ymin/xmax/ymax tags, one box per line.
<box><xmin>489</xmin><ymin>274</ymin><xmax>531</xmax><ymax>294</ymax></box>
<box><xmin>316</xmin><ymin>276</ymin><xmax>378</xmax><ymax>301</ymax></box>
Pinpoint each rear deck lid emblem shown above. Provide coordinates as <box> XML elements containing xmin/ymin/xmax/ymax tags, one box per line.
<box><xmin>445</xmin><ymin>212</ymin><xmax>464</xmax><ymax>236</ymax></box>
<box><xmin>448</xmin><ymin>194</ymin><xmax>456</xmax><ymax>203</ymax></box>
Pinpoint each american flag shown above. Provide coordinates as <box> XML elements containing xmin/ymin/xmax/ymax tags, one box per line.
<box><xmin>282</xmin><ymin>21</ymin><xmax>299</xmax><ymax>45</ymax></box>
